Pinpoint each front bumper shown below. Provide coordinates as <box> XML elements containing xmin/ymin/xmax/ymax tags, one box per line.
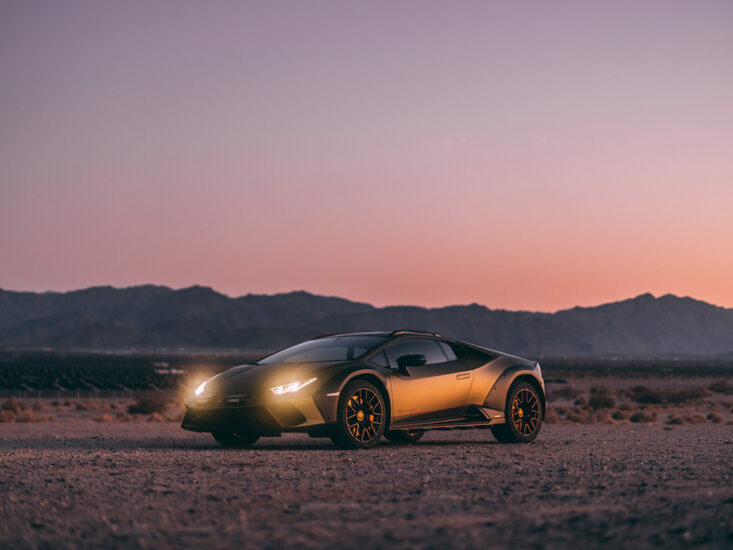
<box><xmin>181</xmin><ymin>391</ymin><xmax>334</xmax><ymax>435</ymax></box>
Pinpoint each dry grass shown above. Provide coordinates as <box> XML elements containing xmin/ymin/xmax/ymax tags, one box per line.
<box><xmin>627</xmin><ymin>386</ymin><xmax>707</xmax><ymax>405</ymax></box>
<box><xmin>684</xmin><ymin>414</ymin><xmax>706</xmax><ymax>425</ymax></box>
<box><xmin>629</xmin><ymin>411</ymin><xmax>657</xmax><ymax>423</ymax></box>
<box><xmin>708</xmin><ymin>380</ymin><xmax>733</xmax><ymax>394</ymax></box>
<box><xmin>147</xmin><ymin>412</ymin><xmax>167</xmax><ymax>423</ymax></box>
<box><xmin>2</xmin><ymin>398</ymin><xmax>26</xmax><ymax>413</ymax></box>
<box><xmin>114</xmin><ymin>412</ymin><xmax>132</xmax><ymax>422</ymax></box>
<box><xmin>127</xmin><ymin>392</ymin><xmax>170</xmax><ymax>415</ymax></box>
<box><xmin>587</xmin><ymin>387</ymin><xmax>616</xmax><ymax>410</ymax></box>
<box><xmin>548</xmin><ymin>386</ymin><xmax>580</xmax><ymax>401</ymax></box>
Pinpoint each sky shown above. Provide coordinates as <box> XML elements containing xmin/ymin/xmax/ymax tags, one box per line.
<box><xmin>1</xmin><ymin>1</ymin><xmax>732</xmax><ymax>312</ymax></box>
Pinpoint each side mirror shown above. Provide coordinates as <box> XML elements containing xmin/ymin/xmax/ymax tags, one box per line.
<box><xmin>396</xmin><ymin>354</ymin><xmax>427</xmax><ymax>376</ymax></box>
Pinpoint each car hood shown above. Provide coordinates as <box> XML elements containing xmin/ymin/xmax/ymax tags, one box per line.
<box><xmin>208</xmin><ymin>361</ymin><xmax>343</xmax><ymax>396</ymax></box>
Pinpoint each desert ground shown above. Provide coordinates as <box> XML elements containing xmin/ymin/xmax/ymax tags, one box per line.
<box><xmin>1</xmin><ymin>371</ymin><xmax>732</xmax><ymax>549</ymax></box>
<box><xmin>1</xmin><ymin>423</ymin><xmax>731</xmax><ymax>549</ymax></box>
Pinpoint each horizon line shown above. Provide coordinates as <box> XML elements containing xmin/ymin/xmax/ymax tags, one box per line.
<box><xmin>0</xmin><ymin>284</ymin><xmax>723</xmax><ymax>315</ymax></box>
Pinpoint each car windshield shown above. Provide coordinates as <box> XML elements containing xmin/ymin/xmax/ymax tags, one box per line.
<box><xmin>256</xmin><ymin>335</ymin><xmax>388</xmax><ymax>365</ymax></box>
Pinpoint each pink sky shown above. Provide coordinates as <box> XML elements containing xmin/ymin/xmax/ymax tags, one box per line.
<box><xmin>1</xmin><ymin>1</ymin><xmax>732</xmax><ymax>311</ymax></box>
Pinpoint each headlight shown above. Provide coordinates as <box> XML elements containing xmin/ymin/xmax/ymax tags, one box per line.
<box><xmin>194</xmin><ymin>380</ymin><xmax>207</xmax><ymax>396</ymax></box>
<box><xmin>270</xmin><ymin>377</ymin><xmax>317</xmax><ymax>395</ymax></box>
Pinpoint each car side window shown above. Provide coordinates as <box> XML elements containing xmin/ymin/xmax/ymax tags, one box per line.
<box><xmin>437</xmin><ymin>341</ymin><xmax>458</xmax><ymax>361</ymax></box>
<box><xmin>384</xmin><ymin>339</ymin><xmax>447</xmax><ymax>368</ymax></box>
<box><xmin>370</xmin><ymin>350</ymin><xmax>389</xmax><ymax>367</ymax></box>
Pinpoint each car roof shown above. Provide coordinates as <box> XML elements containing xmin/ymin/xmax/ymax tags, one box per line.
<box><xmin>314</xmin><ymin>330</ymin><xmax>442</xmax><ymax>339</ymax></box>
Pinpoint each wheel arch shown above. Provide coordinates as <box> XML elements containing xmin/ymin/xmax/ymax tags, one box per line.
<box><xmin>344</xmin><ymin>373</ymin><xmax>392</xmax><ymax>429</ymax></box>
<box><xmin>482</xmin><ymin>364</ymin><xmax>546</xmax><ymax>418</ymax></box>
<box><xmin>513</xmin><ymin>373</ymin><xmax>546</xmax><ymax>417</ymax></box>
<box><xmin>313</xmin><ymin>367</ymin><xmax>391</xmax><ymax>426</ymax></box>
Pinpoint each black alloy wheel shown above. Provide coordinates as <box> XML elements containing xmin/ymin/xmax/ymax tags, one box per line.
<box><xmin>491</xmin><ymin>381</ymin><xmax>543</xmax><ymax>443</ymax></box>
<box><xmin>331</xmin><ymin>380</ymin><xmax>387</xmax><ymax>449</ymax></box>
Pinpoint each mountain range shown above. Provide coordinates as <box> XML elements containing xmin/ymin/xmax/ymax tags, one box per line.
<box><xmin>1</xmin><ymin>286</ymin><xmax>732</xmax><ymax>358</ymax></box>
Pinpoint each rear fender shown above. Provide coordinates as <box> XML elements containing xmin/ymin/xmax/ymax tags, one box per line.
<box><xmin>482</xmin><ymin>363</ymin><xmax>545</xmax><ymax>419</ymax></box>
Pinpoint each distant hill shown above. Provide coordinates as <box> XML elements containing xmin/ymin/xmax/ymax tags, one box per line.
<box><xmin>1</xmin><ymin>286</ymin><xmax>732</xmax><ymax>357</ymax></box>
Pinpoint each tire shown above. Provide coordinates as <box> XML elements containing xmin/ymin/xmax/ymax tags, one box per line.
<box><xmin>330</xmin><ymin>380</ymin><xmax>387</xmax><ymax>449</ymax></box>
<box><xmin>385</xmin><ymin>430</ymin><xmax>425</xmax><ymax>444</ymax></box>
<box><xmin>211</xmin><ymin>431</ymin><xmax>259</xmax><ymax>447</ymax></box>
<box><xmin>491</xmin><ymin>381</ymin><xmax>543</xmax><ymax>444</ymax></box>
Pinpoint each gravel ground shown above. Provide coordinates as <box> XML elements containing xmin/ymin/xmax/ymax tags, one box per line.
<box><xmin>1</xmin><ymin>423</ymin><xmax>731</xmax><ymax>549</ymax></box>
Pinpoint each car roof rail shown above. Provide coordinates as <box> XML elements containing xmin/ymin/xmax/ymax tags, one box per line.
<box><xmin>312</xmin><ymin>333</ymin><xmax>337</xmax><ymax>339</ymax></box>
<box><xmin>390</xmin><ymin>329</ymin><xmax>442</xmax><ymax>338</ymax></box>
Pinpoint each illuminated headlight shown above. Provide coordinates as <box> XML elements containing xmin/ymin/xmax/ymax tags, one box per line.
<box><xmin>270</xmin><ymin>378</ymin><xmax>317</xmax><ymax>395</ymax></box>
<box><xmin>194</xmin><ymin>380</ymin><xmax>207</xmax><ymax>396</ymax></box>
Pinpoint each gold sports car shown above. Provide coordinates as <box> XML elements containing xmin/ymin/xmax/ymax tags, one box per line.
<box><xmin>182</xmin><ymin>330</ymin><xmax>545</xmax><ymax>449</ymax></box>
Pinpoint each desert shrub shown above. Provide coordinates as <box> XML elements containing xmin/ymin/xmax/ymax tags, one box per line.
<box><xmin>706</xmin><ymin>412</ymin><xmax>723</xmax><ymax>423</ymax></box>
<box><xmin>588</xmin><ymin>387</ymin><xmax>616</xmax><ymax>410</ymax></box>
<box><xmin>611</xmin><ymin>410</ymin><xmax>628</xmax><ymax>421</ymax></box>
<box><xmin>0</xmin><ymin>410</ymin><xmax>16</xmax><ymax>422</ymax></box>
<box><xmin>685</xmin><ymin>414</ymin><xmax>706</xmax><ymax>425</ymax></box>
<box><xmin>2</xmin><ymin>398</ymin><xmax>26</xmax><ymax>413</ymax></box>
<box><xmin>666</xmin><ymin>416</ymin><xmax>683</xmax><ymax>425</ymax></box>
<box><xmin>544</xmin><ymin>408</ymin><xmax>560</xmax><ymax>424</ymax></box>
<box><xmin>115</xmin><ymin>412</ymin><xmax>132</xmax><ymax>422</ymax></box>
<box><xmin>63</xmin><ymin>400</ymin><xmax>72</xmax><ymax>407</ymax></box>
<box><xmin>627</xmin><ymin>386</ymin><xmax>706</xmax><ymax>405</ymax></box>
<box><xmin>33</xmin><ymin>401</ymin><xmax>45</xmax><ymax>411</ymax></box>
<box><xmin>147</xmin><ymin>412</ymin><xmax>167</xmax><ymax>422</ymax></box>
<box><xmin>573</xmin><ymin>397</ymin><xmax>587</xmax><ymax>406</ymax></box>
<box><xmin>708</xmin><ymin>380</ymin><xmax>733</xmax><ymax>394</ymax></box>
<box><xmin>76</xmin><ymin>400</ymin><xmax>99</xmax><ymax>411</ymax></box>
<box><xmin>93</xmin><ymin>414</ymin><xmax>113</xmax><ymax>423</ymax></box>
<box><xmin>549</xmin><ymin>386</ymin><xmax>579</xmax><ymax>401</ymax></box>
<box><xmin>588</xmin><ymin>394</ymin><xmax>616</xmax><ymax>409</ymax></box>
<box><xmin>14</xmin><ymin>411</ymin><xmax>36</xmax><ymax>422</ymax></box>
<box><xmin>128</xmin><ymin>392</ymin><xmax>170</xmax><ymax>415</ymax></box>
<box><xmin>629</xmin><ymin>411</ymin><xmax>657</xmax><ymax>423</ymax></box>
<box><xmin>166</xmin><ymin>409</ymin><xmax>185</xmax><ymax>423</ymax></box>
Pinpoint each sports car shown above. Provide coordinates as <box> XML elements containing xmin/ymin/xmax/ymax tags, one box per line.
<box><xmin>182</xmin><ymin>330</ymin><xmax>545</xmax><ymax>448</ymax></box>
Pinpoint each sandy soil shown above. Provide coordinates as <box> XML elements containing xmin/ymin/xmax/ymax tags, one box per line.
<box><xmin>1</xmin><ymin>423</ymin><xmax>731</xmax><ymax>549</ymax></box>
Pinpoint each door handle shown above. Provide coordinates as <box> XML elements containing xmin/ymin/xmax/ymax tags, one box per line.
<box><xmin>456</xmin><ymin>373</ymin><xmax>470</xmax><ymax>380</ymax></box>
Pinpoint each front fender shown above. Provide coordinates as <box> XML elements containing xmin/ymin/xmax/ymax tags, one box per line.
<box><xmin>312</xmin><ymin>367</ymin><xmax>391</xmax><ymax>424</ymax></box>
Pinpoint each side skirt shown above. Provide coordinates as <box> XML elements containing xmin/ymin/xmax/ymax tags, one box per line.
<box><xmin>390</xmin><ymin>406</ymin><xmax>505</xmax><ymax>431</ymax></box>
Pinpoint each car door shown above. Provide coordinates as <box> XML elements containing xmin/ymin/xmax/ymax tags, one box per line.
<box><xmin>383</xmin><ymin>338</ymin><xmax>473</xmax><ymax>423</ymax></box>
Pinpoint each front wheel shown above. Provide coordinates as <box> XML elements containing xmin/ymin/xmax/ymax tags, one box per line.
<box><xmin>211</xmin><ymin>431</ymin><xmax>259</xmax><ymax>447</ymax></box>
<box><xmin>385</xmin><ymin>430</ymin><xmax>425</xmax><ymax>444</ymax></box>
<box><xmin>330</xmin><ymin>380</ymin><xmax>387</xmax><ymax>449</ymax></box>
<box><xmin>491</xmin><ymin>381</ymin><xmax>543</xmax><ymax>443</ymax></box>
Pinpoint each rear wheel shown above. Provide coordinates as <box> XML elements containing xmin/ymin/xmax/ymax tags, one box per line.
<box><xmin>211</xmin><ymin>431</ymin><xmax>259</xmax><ymax>447</ymax></box>
<box><xmin>385</xmin><ymin>429</ymin><xmax>425</xmax><ymax>444</ymax></box>
<box><xmin>331</xmin><ymin>380</ymin><xmax>387</xmax><ymax>449</ymax></box>
<box><xmin>491</xmin><ymin>381</ymin><xmax>543</xmax><ymax>443</ymax></box>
